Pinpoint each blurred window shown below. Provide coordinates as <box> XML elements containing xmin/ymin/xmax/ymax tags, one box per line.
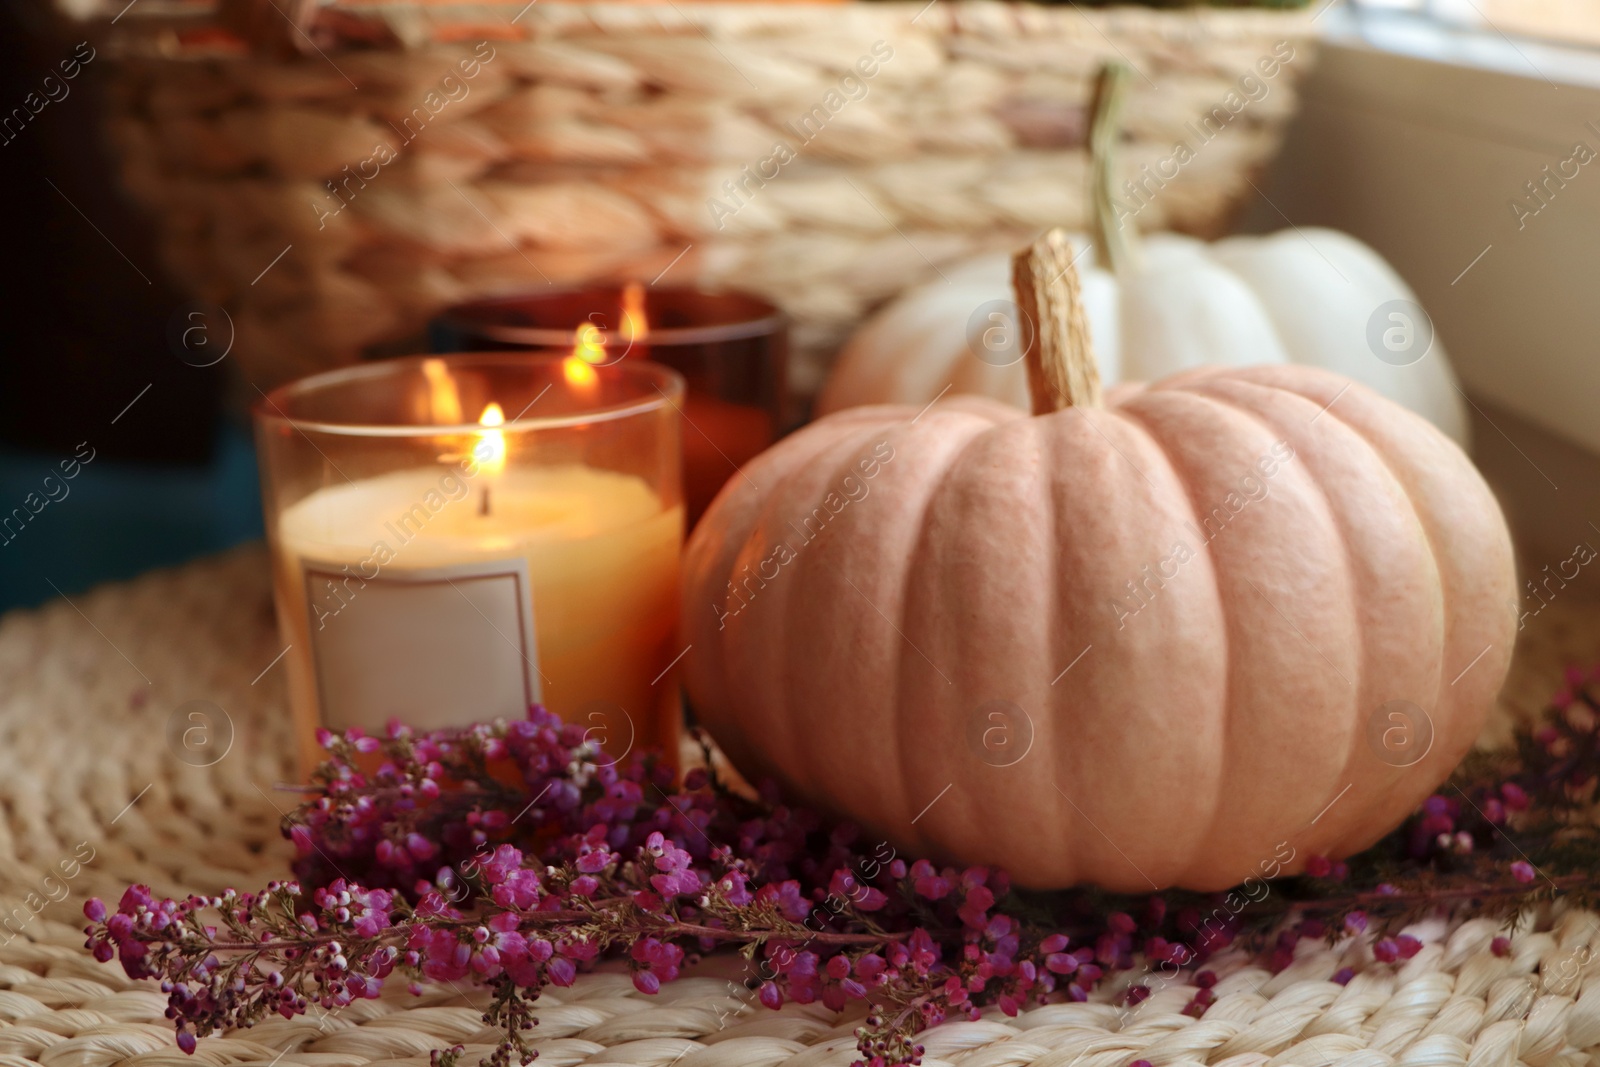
<box><xmin>1351</xmin><ymin>0</ymin><xmax>1600</xmax><ymax>50</ymax></box>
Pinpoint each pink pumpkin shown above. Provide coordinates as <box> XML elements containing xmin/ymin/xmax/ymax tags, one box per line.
<box><xmin>682</xmin><ymin>231</ymin><xmax>1515</xmax><ymax>891</ymax></box>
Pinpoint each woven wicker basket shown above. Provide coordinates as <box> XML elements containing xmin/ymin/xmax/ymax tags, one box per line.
<box><xmin>3</xmin><ymin>548</ymin><xmax>1600</xmax><ymax>1067</ymax></box>
<box><xmin>95</xmin><ymin>1</ymin><xmax>1315</xmax><ymax>394</ymax></box>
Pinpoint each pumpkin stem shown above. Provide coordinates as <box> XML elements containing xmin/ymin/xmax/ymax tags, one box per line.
<box><xmin>1013</xmin><ymin>228</ymin><xmax>1103</xmax><ymax>414</ymax></box>
<box><xmin>1088</xmin><ymin>61</ymin><xmax>1141</xmax><ymax>276</ymax></box>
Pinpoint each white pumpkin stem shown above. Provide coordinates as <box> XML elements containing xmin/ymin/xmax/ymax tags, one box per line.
<box><xmin>1088</xmin><ymin>61</ymin><xmax>1142</xmax><ymax>276</ymax></box>
<box><xmin>1013</xmin><ymin>228</ymin><xmax>1103</xmax><ymax>414</ymax></box>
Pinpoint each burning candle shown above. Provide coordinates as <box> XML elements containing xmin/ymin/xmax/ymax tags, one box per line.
<box><xmin>621</xmin><ymin>281</ymin><xmax>648</xmax><ymax>346</ymax></box>
<box><xmin>255</xmin><ymin>354</ymin><xmax>685</xmax><ymax>775</ymax></box>
<box><xmin>433</xmin><ymin>286</ymin><xmax>788</xmax><ymax>524</ymax></box>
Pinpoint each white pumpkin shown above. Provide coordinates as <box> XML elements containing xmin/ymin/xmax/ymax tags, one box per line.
<box><xmin>817</xmin><ymin>68</ymin><xmax>1469</xmax><ymax>447</ymax></box>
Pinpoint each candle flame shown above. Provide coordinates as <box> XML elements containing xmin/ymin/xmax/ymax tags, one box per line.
<box><xmin>563</xmin><ymin>324</ymin><xmax>603</xmax><ymax>390</ymax></box>
<box><xmin>422</xmin><ymin>358</ymin><xmax>463</xmax><ymax>424</ymax></box>
<box><xmin>475</xmin><ymin>402</ymin><xmax>507</xmax><ymax>475</ymax></box>
<box><xmin>621</xmin><ymin>281</ymin><xmax>648</xmax><ymax>344</ymax></box>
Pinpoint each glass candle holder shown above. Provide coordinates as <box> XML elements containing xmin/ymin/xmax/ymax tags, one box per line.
<box><xmin>432</xmin><ymin>286</ymin><xmax>787</xmax><ymax>525</ymax></box>
<box><xmin>254</xmin><ymin>353</ymin><xmax>685</xmax><ymax>776</ymax></box>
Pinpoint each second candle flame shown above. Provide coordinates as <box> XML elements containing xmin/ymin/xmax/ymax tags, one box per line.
<box><xmin>621</xmin><ymin>281</ymin><xmax>648</xmax><ymax>344</ymax></box>
<box><xmin>563</xmin><ymin>324</ymin><xmax>604</xmax><ymax>391</ymax></box>
<box><xmin>476</xmin><ymin>402</ymin><xmax>507</xmax><ymax>477</ymax></box>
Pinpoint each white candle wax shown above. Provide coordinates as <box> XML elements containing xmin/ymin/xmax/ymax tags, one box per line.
<box><xmin>272</xmin><ymin>463</ymin><xmax>682</xmax><ymax>771</ymax></box>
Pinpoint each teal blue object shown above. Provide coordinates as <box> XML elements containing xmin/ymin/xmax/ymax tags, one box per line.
<box><xmin>0</xmin><ymin>421</ymin><xmax>263</xmax><ymax>613</ymax></box>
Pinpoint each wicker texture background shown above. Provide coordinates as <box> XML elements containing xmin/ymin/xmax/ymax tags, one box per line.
<box><xmin>100</xmin><ymin>3</ymin><xmax>1313</xmax><ymax>394</ymax></box>
<box><xmin>0</xmin><ymin>548</ymin><xmax>1597</xmax><ymax>1067</ymax></box>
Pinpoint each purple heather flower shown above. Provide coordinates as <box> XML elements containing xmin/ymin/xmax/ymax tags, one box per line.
<box><xmin>1045</xmin><ymin>952</ymin><xmax>1079</xmax><ymax>975</ymax></box>
<box><xmin>547</xmin><ymin>957</ymin><xmax>576</xmax><ymax>987</ymax></box>
<box><xmin>576</xmin><ymin>849</ymin><xmax>615</xmax><ymax>874</ymax></box>
<box><xmin>829</xmin><ymin>870</ymin><xmax>888</xmax><ymax>912</ymax></box>
<box><xmin>353</xmin><ymin>908</ymin><xmax>390</xmax><ymax>938</ymax></box>
<box><xmin>479</xmin><ymin>845</ymin><xmax>523</xmax><ymax>885</ymax></box>
<box><xmin>910</xmin><ymin>860</ymin><xmax>951</xmax><ymax>901</ymax></box>
<box><xmin>957</xmin><ymin>886</ymin><xmax>995</xmax><ymax>930</ymax></box>
<box><xmin>717</xmin><ymin>871</ymin><xmax>753</xmax><ymax>907</ymax></box>
<box><xmin>649</xmin><ymin>865</ymin><xmax>702</xmax><ymax>899</ymax></box>
<box><xmin>75</xmin><ymin>697</ymin><xmax>1591</xmax><ymax>1067</ymax></box>
<box><xmin>758</xmin><ymin>881</ymin><xmax>810</xmax><ymax>923</ymax></box>
<box><xmin>491</xmin><ymin>870</ymin><xmax>542</xmax><ymax>910</ymax></box>
<box><xmin>629</xmin><ymin>937</ymin><xmax>683</xmax><ymax>990</ymax></box>
<box><xmin>889</xmin><ymin>929</ymin><xmax>938</xmax><ymax>973</ymax></box>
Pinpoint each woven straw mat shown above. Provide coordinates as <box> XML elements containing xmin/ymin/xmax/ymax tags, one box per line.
<box><xmin>0</xmin><ymin>546</ymin><xmax>1597</xmax><ymax>1067</ymax></box>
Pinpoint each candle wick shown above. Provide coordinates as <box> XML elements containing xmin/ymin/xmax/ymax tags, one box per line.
<box><xmin>479</xmin><ymin>484</ymin><xmax>492</xmax><ymax>518</ymax></box>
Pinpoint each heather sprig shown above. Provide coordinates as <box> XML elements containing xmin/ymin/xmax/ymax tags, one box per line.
<box><xmin>88</xmin><ymin>679</ymin><xmax>1600</xmax><ymax>1067</ymax></box>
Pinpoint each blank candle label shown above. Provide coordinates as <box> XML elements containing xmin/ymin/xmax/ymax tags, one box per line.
<box><xmin>303</xmin><ymin>557</ymin><xmax>542</xmax><ymax>731</ymax></box>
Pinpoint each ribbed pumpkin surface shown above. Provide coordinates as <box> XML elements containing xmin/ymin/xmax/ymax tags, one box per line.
<box><xmin>683</xmin><ymin>365</ymin><xmax>1514</xmax><ymax>890</ymax></box>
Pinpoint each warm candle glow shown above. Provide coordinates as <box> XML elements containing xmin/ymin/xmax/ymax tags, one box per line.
<box><xmin>423</xmin><ymin>358</ymin><xmax>464</xmax><ymax>423</ymax></box>
<box><xmin>564</xmin><ymin>325</ymin><xmax>603</xmax><ymax>390</ymax></box>
<box><xmin>621</xmin><ymin>281</ymin><xmax>648</xmax><ymax>344</ymax></box>
<box><xmin>261</xmin><ymin>354</ymin><xmax>686</xmax><ymax>780</ymax></box>
<box><xmin>476</xmin><ymin>402</ymin><xmax>507</xmax><ymax>475</ymax></box>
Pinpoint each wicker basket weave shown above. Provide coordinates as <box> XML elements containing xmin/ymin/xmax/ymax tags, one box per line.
<box><xmin>2</xmin><ymin>548</ymin><xmax>1600</xmax><ymax>1067</ymax></box>
<box><xmin>96</xmin><ymin>1</ymin><xmax>1315</xmax><ymax>394</ymax></box>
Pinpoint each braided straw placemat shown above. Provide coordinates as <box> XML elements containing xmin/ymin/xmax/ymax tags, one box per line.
<box><xmin>2</xmin><ymin>546</ymin><xmax>1598</xmax><ymax>1067</ymax></box>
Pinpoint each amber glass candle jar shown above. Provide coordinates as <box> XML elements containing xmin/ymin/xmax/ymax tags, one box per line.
<box><xmin>434</xmin><ymin>286</ymin><xmax>786</xmax><ymax>524</ymax></box>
